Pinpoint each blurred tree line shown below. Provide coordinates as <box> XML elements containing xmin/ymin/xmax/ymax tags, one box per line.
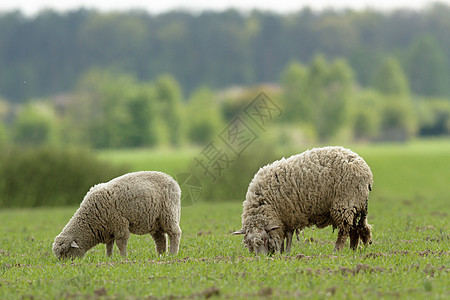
<box><xmin>0</xmin><ymin>4</ymin><xmax>449</xmax><ymax>149</ymax></box>
<box><xmin>1</xmin><ymin>4</ymin><xmax>450</xmax><ymax>102</ymax></box>
<box><xmin>0</xmin><ymin>54</ymin><xmax>448</xmax><ymax>150</ymax></box>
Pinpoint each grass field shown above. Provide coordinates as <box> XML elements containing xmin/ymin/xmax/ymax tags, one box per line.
<box><xmin>1</xmin><ymin>139</ymin><xmax>449</xmax><ymax>299</ymax></box>
<box><xmin>98</xmin><ymin>147</ymin><xmax>199</xmax><ymax>178</ymax></box>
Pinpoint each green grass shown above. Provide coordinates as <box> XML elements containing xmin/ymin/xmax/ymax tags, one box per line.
<box><xmin>98</xmin><ymin>147</ymin><xmax>199</xmax><ymax>178</ymax></box>
<box><xmin>1</xmin><ymin>139</ymin><xmax>449</xmax><ymax>299</ymax></box>
<box><xmin>98</xmin><ymin>138</ymin><xmax>450</xmax><ymax>202</ymax></box>
<box><xmin>0</xmin><ymin>201</ymin><xmax>448</xmax><ymax>299</ymax></box>
<box><xmin>352</xmin><ymin>138</ymin><xmax>450</xmax><ymax>200</ymax></box>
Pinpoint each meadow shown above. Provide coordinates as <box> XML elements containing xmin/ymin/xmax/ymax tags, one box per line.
<box><xmin>0</xmin><ymin>139</ymin><xmax>449</xmax><ymax>299</ymax></box>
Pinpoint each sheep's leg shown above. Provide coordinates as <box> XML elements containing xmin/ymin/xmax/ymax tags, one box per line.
<box><xmin>285</xmin><ymin>231</ymin><xmax>293</xmax><ymax>253</ymax></box>
<box><xmin>358</xmin><ymin>215</ymin><xmax>372</xmax><ymax>246</ymax></box>
<box><xmin>334</xmin><ymin>227</ymin><xmax>349</xmax><ymax>252</ymax></box>
<box><xmin>349</xmin><ymin>227</ymin><xmax>359</xmax><ymax>250</ymax></box>
<box><xmin>106</xmin><ymin>240</ymin><xmax>114</xmax><ymax>257</ymax></box>
<box><xmin>331</xmin><ymin>199</ymin><xmax>356</xmax><ymax>252</ymax></box>
<box><xmin>151</xmin><ymin>231</ymin><xmax>167</xmax><ymax>255</ymax></box>
<box><xmin>167</xmin><ymin>224</ymin><xmax>182</xmax><ymax>255</ymax></box>
<box><xmin>116</xmin><ymin>231</ymin><xmax>130</xmax><ymax>257</ymax></box>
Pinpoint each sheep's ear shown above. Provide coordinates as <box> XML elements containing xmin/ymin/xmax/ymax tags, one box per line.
<box><xmin>231</xmin><ymin>228</ymin><xmax>246</xmax><ymax>235</ymax></box>
<box><xmin>264</xmin><ymin>225</ymin><xmax>281</xmax><ymax>232</ymax></box>
<box><xmin>71</xmin><ymin>241</ymin><xmax>80</xmax><ymax>248</ymax></box>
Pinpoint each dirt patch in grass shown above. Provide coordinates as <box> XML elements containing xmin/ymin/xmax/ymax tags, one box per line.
<box><xmin>94</xmin><ymin>287</ymin><xmax>107</xmax><ymax>297</ymax></box>
<box><xmin>364</xmin><ymin>250</ymin><xmax>449</xmax><ymax>259</ymax></box>
<box><xmin>196</xmin><ymin>230</ymin><xmax>212</xmax><ymax>236</ymax></box>
<box><xmin>430</xmin><ymin>211</ymin><xmax>448</xmax><ymax>217</ymax></box>
<box><xmin>425</xmin><ymin>235</ymin><xmax>449</xmax><ymax>243</ymax></box>
<box><xmin>5</xmin><ymin>250</ymin><xmax>449</xmax><ymax>271</ymax></box>
<box><xmin>148</xmin><ymin>286</ymin><xmax>220</xmax><ymax>299</ymax></box>
<box><xmin>416</xmin><ymin>225</ymin><xmax>436</xmax><ymax>232</ymax></box>
<box><xmin>423</xmin><ymin>264</ymin><xmax>449</xmax><ymax>277</ymax></box>
<box><xmin>338</xmin><ymin>264</ymin><xmax>387</xmax><ymax>276</ymax></box>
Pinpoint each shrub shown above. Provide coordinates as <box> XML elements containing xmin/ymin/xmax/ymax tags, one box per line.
<box><xmin>0</xmin><ymin>146</ymin><xmax>128</xmax><ymax>207</ymax></box>
<box><xmin>417</xmin><ymin>99</ymin><xmax>450</xmax><ymax>136</ymax></box>
<box><xmin>188</xmin><ymin>140</ymin><xmax>280</xmax><ymax>202</ymax></box>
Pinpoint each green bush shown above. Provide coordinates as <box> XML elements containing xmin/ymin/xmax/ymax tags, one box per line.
<box><xmin>0</xmin><ymin>146</ymin><xmax>128</xmax><ymax>207</ymax></box>
<box><xmin>188</xmin><ymin>140</ymin><xmax>280</xmax><ymax>202</ymax></box>
<box><xmin>0</xmin><ymin>122</ymin><xmax>8</xmax><ymax>146</ymax></box>
<box><xmin>417</xmin><ymin>98</ymin><xmax>450</xmax><ymax>136</ymax></box>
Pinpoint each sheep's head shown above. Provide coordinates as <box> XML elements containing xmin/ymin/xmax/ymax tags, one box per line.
<box><xmin>232</xmin><ymin>225</ymin><xmax>281</xmax><ymax>255</ymax></box>
<box><xmin>52</xmin><ymin>235</ymin><xmax>86</xmax><ymax>260</ymax></box>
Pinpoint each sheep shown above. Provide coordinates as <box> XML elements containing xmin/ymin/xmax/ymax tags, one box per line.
<box><xmin>52</xmin><ymin>171</ymin><xmax>182</xmax><ymax>260</ymax></box>
<box><xmin>232</xmin><ymin>146</ymin><xmax>373</xmax><ymax>254</ymax></box>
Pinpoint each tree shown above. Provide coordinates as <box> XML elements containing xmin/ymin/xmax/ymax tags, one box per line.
<box><xmin>307</xmin><ymin>56</ymin><xmax>354</xmax><ymax>141</ymax></box>
<box><xmin>379</xmin><ymin>99</ymin><xmax>417</xmax><ymax>141</ymax></box>
<box><xmin>0</xmin><ymin>121</ymin><xmax>7</xmax><ymax>147</ymax></box>
<box><xmin>315</xmin><ymin>12</ymin><xmax>358</xmax><ymax>58</ymax></box>
<box><xmin>66</xmin><ymin>69</ymin><xmax>180</xmax><ymax>148</ymax></box>
<box><xmin>417</xmin><ymin>98</ymin><xmax>450</xmax><ymax>136</ymax></box>
<box><xmin>351</xmin><ymin>90</ymin><xmax>382</xmax><ymax>140</ymax></box>
<box><xmin>372</xmin><ymin>57</ymin><xmax>410</xmax><ymax>96</ymax></box>
<box><xmin>122</xmin><ymin>85</ymin><xmax>160</xmax><ymax>147</ymax></box>
<box><xmin>77</xmin><ymin>12</ymin><xmax>148</xmax><ymax>70</ymax></box>
<box><xmin>372</xmin><ymin>57</ymin><xmax>417</xmax><ymax>141</ymax></box>
<box><xmin>280</xmin><ymin>61</ymin><xmax>309</xmax><ymax>123</ymax></box>
<box><xmin>65</xmin><ymin>69</ymin><xmax>138</xmax><ymax>148</ymax></box>
<box><xmin>12</xmin><ymin>102</ymin><xmax>60</xmax><ymax>146</ymax></box>
<box><xmin>186</xmin><ymin>87</ymin><xmax>224</xmax><ymax>145</ymax></box>
<box><xmin>404</xmin><ymin>35</ymin><xmax>449</xmax><ymax>97</ymax></box>
<box><xmin>349</xmin><ymin>47</ymin><xmax>382</xmax><ymax>87</ymax></box>
<box><xmin>0</xmin><ymin>100</ymin><xmax>9</xmax><ymax>146</ymax></box>
<box><xmin>154</xmin><ymin>75</ymin><xmax>184</xmax><ymax>146</ymax></box>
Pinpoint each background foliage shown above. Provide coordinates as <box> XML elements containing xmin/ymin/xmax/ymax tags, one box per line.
<box><xmin>1</xmin><ymin>5</ymin><xmax>450</xmax><ymax>149</ymax></box>
<box><xmin>1</xmin><ymin>5</ymin><xmax>450</xmax><ymax>101</ymax></box>
<box><xmin>0</xmin><ymin>146</ymin><xmax>126</xmax><ymax>207</ymax></box>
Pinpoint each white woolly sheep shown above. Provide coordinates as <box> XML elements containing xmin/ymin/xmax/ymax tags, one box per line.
<box><xmin>232</xmin><ymin>146</ymin><xmax>373</xmax><ymax>254</ymax></box>
<box><xmin>52</xmin><ymin>171</ymin><xmax>181</xmax><ymax>260</ymax></box>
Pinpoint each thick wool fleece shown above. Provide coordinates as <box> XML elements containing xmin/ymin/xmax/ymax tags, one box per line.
<box><xmin>53</xmin><ymin>171</ymin><xmax>181</xmax><ymax>259</ymax></box>
<box><xmin>241</xmin><ymin>146</ymin><xmax>373</xmax><ymax>253</ymax></box>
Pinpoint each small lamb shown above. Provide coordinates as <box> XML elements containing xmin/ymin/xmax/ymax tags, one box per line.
<box><xmin>53</xmin><ymin>171</ymin><xmax>181</xmax><ymax>260</ymax></box>
<box><xmin>233</xmin><ymin>146</ymin><xmax>373</xmax><ymax>254</ymax></box>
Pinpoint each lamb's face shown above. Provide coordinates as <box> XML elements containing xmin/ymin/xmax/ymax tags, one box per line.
<box><xmin>52</xmin><ymin>235</ymin><xmax>85</xmax><ymax>260</ymax></box>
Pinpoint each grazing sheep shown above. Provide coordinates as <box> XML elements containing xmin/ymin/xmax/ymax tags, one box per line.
<box><xmin>232</xmin><ymin>146</ymin><xmax>373</xmax><ymax>254</ymax></box>
<box><xmin>53</xmin><ymin>171</ymin><xmax>181</xmax><ymax>260</ymax></box>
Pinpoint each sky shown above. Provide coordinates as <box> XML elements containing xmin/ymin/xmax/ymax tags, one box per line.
<box><xmin>1</xmin><ymin>0</ymin><xmax>449</xmax><ymax>16</ymax></box>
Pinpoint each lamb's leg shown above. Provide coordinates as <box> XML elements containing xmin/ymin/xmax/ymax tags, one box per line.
<box><xmin>167</xmin><ymin>224</ymin><xmax>182</xmax><ymax>255</ymax></box>
<box><xmin>106</xmin><ymin>240</ymin><xmax>114</xmax><ymax>257</ymax></box>
<box><xmin>334</xmin><ymin>227</ymin><xmax>349</xmax><ymax>252</ymax></box>
<box><xmin>285</xmin><ymin>231</ymin><xmax>293</xmax><ymax>253</ymax></box>
<box><xmin>349</xmin><ymin>227</ymin><xmax>359</xmax><ymax>250</ymax></box>
<box><xmin>151</xmin><ymin>231</ymin><xmax>167</xmax><ymax>255</ymax></box>
<box><xmin>115</xmin><ymin>230</ymin><xmax>130</xmax><ymax>257</ymax></box>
